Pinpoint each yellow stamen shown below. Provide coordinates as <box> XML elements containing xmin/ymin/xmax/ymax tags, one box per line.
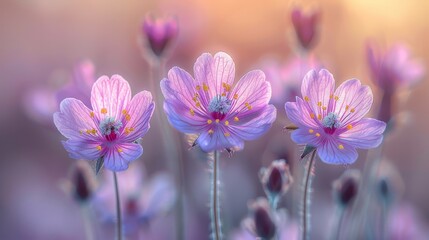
<box><xmin>101</xmin><ymin>108</ymin><xmax>107</xmax><ymax>114</ymax></box>
<box><xmin>91</xmin><ymin>128</ymin><xmax>96</xmax><ymax>135</ymax></box>
<box><xmin>117</xmin><ymin>148</ymin><xmax>123</xmax><ymax>153</ymax></box>
<box><xmin>224</xmin><ymin>121</ymin><xmax>229</xmax><ymax>126</ymax></box>
<box><xmin>304</xmin><ymin>96</ymin><xmax>310</xmax><ymax>102</ymax></box>
<box><xmin>224</xmin><ymin>132</ymin><xmax>230</xmax><ymax>137</ymax></box>
<box><xmin>350</xmin><ymin>108</ymin><xmax>355</xmax><ymax>113</ymax></box>
<box><xmin>309</xmin><ymin>129</ymin><xmax>314</xmax><ymax>133</ymax></box>
<box><xmin>96</xmin><ymin>145</ymin><xmax>102</xmax><ymax>151</ymax></box>
<box><xmin>203</xmin><ymin>83</ymin><xmax>209</xmax><ymax>92</ymax></box>
<box><xmin>338</xmin><ymin>144</ymin><xmax>344</xmax><ymax>150</ymax></box>
<box><xmin>215</xmin><ymin>119</ymin><xmax>220</xmax><ymax>123</ymax></box>
<box><xmin>317</xmin><ymin>114</ymin><xmax>322</xmax><ymax>120</ymax></box>
<box><xmin>310</xmin><ymin>113</ymin><xmax>315</xmax><ymax>118</ymax></box>
<box><xmin>125</xmin><ymin>114</ymin><xmax>131</xmax><ymax>121</ymax></box>
<box><xmin>207</xmin><ymin>119</ymin><xmax>213</xmax><ymax>124</ymax></box>
<box><xmin>221</xmin><ymin>93</ymin><xmax>226</xmax><ymax>96</ymax></box>
<box><xmin>208</xmin><ymin>129</ymin><xmax>214</xmax><ymax>135</ymax></box>
<box><xmin>196</xmin><ymin>102</ymin><xmax>201</xmax><ymax>108</ymax></box>
<box><xmin>315</xmin><ymin>133</ymin><xmax>321</xmax><ymax>137</ymax></box>
<box><xmin>330</xmin><ymin>94</ymin><xmax>333</xmax><ymax>99</ymax></box>
<box><xmin>234</xmin><ymin>116</ymin><xmax>239</xmax><ymax>122</ymax></box>
<box><xmin>122</xmin><ymin>109</ymin><xmax>127</xmax><ymax>115</ymax></box>
<box><xmin>322</xmin><ymin>106</ymin><xmax>327</xmax><ymax>110</ymax></box>
<box><xmin>245</xmin><ymin>102</ymin><xmax>252</xmax><ymax>110</ymax></box>
<box><xmin>90</xmin><ymin>111</ymin><xmax>95</xmax><ymax>118</ymax></box>
<box><xmin>233</xmin><ymin>94</ymin><xmax>238</xmax><ymax>100</ymax></box>
<box><xmin>196</xmin><ymin>85</ymin><xmax>201</xmax><ymax>91</ymax></box>
<box><xmin>347</xmin><ymin>124</ymin><xmax>353</xmax><ymax>130</ymax></box>
<box><xmin>189</xmin><ymin>109</ymin><xmax>195</xmax><ymax>116</ymax></box>
<box><xmin>317</xmin><ymin>101</ymin><xmax>322</xmax><ymax>107</ymax></box>
<box><xmin>334</xmin><ymin>96</ymin><xmax>339</xmax><ymax>101</ymax></box>
<box><xmin>345</xmin><ymin>105</ymin><xmax>350</xmax><ymax>110</ymax></box>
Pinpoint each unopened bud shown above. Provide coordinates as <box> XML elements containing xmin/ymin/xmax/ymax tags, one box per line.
<box><xmin>332</xmin><ymin>169</ymin><xmax>360</xmax><ymax>207</ymax></box>
<box><xmin>291</xmin><ymin>7</ymin><xmax>320</xmax><ymax>50</ymax></box>
<box><xmin>260</xmin><ymin>160</ymin><xmax>293</xmax><ymax>201</ymax></box>
<box><xmin>72</xmin><ymin>161</ymin><xmax>96</xmax><ymax>202</ymax></box>
<box><xmin>248</xmin><ymin>198</ymin><xmax>276</xmax><ymax>239</ymax></box>
<box><xmin>141</xmin><ymin>14</ymin><xmax>178</xmax><ymax>58</ymax></box>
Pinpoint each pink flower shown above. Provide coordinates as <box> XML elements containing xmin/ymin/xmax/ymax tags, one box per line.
<box><xmin>142</xmin><ymin>15</ymin><xmax>178</xmax><ymax>58</ymax></box>
<box><xmin>93</xmin><ymin>164</ymin><xmax>176</xmax><ymax>236</ymax></box>
<box><xmin>291</xmin><ymin>7</ymin><xmax>320</xmax><ymax>50</ymax></box>
<box><xmin>161</xmin><ymin>52</ymin><xmax>277</xmax><ymax>152</ymax></box>
<box><xmin>285</xmin><ymin>69</ymin><xmax>386</xmax><ymax>164</ymax></box>
<box><xmin>367</xmin><ymin>43</ymin><xmax>424</xmax><ymax>91</ymax></box>
<box><xmin>53</xmin><ymin>75</ymin><xmax>155</xmax><ymax>171</ymax></box>
<box><xmin>263</xmin><ymin>56</ymin><xmax>320</xmax><ymax>105</ymax></box>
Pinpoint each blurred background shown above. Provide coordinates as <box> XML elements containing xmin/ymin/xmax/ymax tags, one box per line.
<box><xmin>1</xmin><ymin>0</ymin><xmax>429</xmax><ymax>239</ymax></box>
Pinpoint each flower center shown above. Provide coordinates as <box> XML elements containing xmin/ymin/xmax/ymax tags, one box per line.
<box><xmin>322</xmin><ymin>112</ymin><xmax>340</xmax><ymax>134</ymax></box>
<box><xmin>99</xmin><ymin>117</ymin><xmax>122</xmax><ymax>141</ymax></box>
<box><xmin>208</xmin><ymin>95</ymin><xmax>231</xmax><ymax>120</ymax></box>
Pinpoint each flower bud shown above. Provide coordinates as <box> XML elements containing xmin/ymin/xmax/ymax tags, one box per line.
<box><xmin>248</xmin><ymin>198</ymin><xmax>276</xmax><ymax>239</ymax></box>
<box><xmin>71</xmin><ymin>161</ymin><xmax>96</xmax><ymax>203</ymax></box>
<box><xmin>291</xmin><ymin>7</ymin><xmax>320</xmax><ymax>50</ymax></box>
<box><xmin>141</xmin><ymin>14</ymin><xmax>178</xmax><ymax>58</ymax></box>
<box><xmin>260</xmin><ymin>160</ymin><xmax>293</xmax><ymax>200</ymax></box>
<box><xmin>332</xmin><ymin>169</ymin><xmax>360</xmax><ymax>207</ymax></box>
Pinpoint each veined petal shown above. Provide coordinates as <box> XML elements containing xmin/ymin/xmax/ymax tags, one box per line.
<box><xmin>285</xmin><ymin>97</ymin><xmax>319</xmax><ymax>128</ymax></box>
<box><xmin>163</xmin><ymin>100</ymin><xmax>207</xmax><ymax>133</ymax></box>
<box><xmin>301</xmin><ymin>69</ymin><xmax>335</xmax><ymax>118</ymax></box>
<box><xmin>317</xmin><ymin>139</ymin><xmax>358</xmax><ymax>165</ymax></box>
<box><xmin>62</xmin><ymin>139</ymin><xmax>103</xmax><ymax>160</ymax></box>
<box><xmin>197</xmin><ymin>129</ymin><xmax>244</xmax><ymax>152</ymax></box>
<box><xmin>54</xmin><ymin>98</ymin><xmax>101</xmax><ymax>140</ymax></box>
<box><xmin>121</xmin><ymin>91</ymin><xmax>155</xmax><ymax>142</ymax></box>
<box><xmin>90</xmin><ymin>75</ymin><xmax>131</xmax><ymax>121</ymax></box>
<box><xmin>229</xmin><ymin>105</ymin><xmax>276</xmax><ymax>140</ymax></box>
<box><xmin>339</xmin><ymin>118</ymin><xmax>385</xmax><ymax>149</ymax></box>
<box><xmin>104</xmin><ymin>143</ymin><xmax>143</xmax><ymax>171</ymax></box>
<box><xmin>333</xmin><ymin>79</ymin><xmax>373</xmax><ymax>125</ymax></box>
<box><xmin>230</xmin><ymin>70</ymin><xmax>271</xmax><ymax>113</ymax></box>
<box><xmin>290</xmin><ymin>128</ymin><xmax>321</xmax><ymax>146</ymax></box>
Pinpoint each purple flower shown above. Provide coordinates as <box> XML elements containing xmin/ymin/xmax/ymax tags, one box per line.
<box><xmin>53</xmin><ymin>75</ymin><xmax>155</xmax><ymax>171</ymax></box>
<box><xmin>285</xmin><ymin>69</ymin><xmax>386</xmax><ymax>164</ymax></box>
<box><xmin>263</xmin><ymin>55</ymin><xmax>321</xmax><ymax>105</ymax></box>
<box><xmin>93</xmin><ymin>164</ymin><xmax>176</xmax><ymax>236</ymax></box>
<box><xmin>367</xmin><ymin>43</ymin><xmax>424</xmax><ymax>91</ymax></box>
<box><xmin>161</xmin><ymin>52</ymin><xmax>277</xmax><ymax>152</ymax></box>
<box><xmin>291</xmin><ymin>7</ymin><xmax>320</xmax><ymax>50</ymax></box>
<box><xmin>142</xmin><ymin>15</ymin><xmax>178</xmax><ymax>58</ymax></box>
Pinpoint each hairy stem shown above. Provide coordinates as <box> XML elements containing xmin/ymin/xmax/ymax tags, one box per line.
<box><xmin>113</xmin><ymin>172</ymin><xmax>122</xmax><ymax>240</ymax></box>
<box><xmin>211</xmin><ymin>151</ymin><xmax>222</xmax><ymax>240</ymax></box>
<box><xmin>302</xmin><ymin>150</ymin><xmax>316</xmax><ymax>240</ymax></box>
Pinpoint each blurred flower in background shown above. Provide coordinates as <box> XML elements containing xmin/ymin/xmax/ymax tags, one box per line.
<box><xmin>291</xmin><ymin>6</ymin><xmax>321</xmax><ymax>51</ymax></box>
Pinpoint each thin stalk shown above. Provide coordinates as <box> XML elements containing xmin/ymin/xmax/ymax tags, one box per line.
<box><xmin>330</xmin><ymin>206</ymin><xmax>345</xmax><ymax>240</ymax></box>
<box><xmin>80</xmin><ymin>204</ymin><xmax>95</xmax><ymax>240</ymax></box>
<box><xmin>302</xmin><ymin>150</ymin><xmax>316</xmax><ymax>240</ymax></box>
<box><xmin>211</xmin><ymin>151</ymin><xmax>222</xmax><ymax>240</ymax></box>
<box><xmin>113</xmin><ymin>172</ymin><xmax>122</xmax><ymax>240</ymax></box>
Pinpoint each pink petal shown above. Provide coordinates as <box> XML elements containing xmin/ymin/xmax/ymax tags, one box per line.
<box><xmin>90</xmin><ymin>75</ymin><xmax>131</xmax><ymax>121</ymax></box>
<box><xmin>163</xmin><ymin>100</ymin><xmax>207</xmax><ymax>133</ymax></box>
<box><xmin>229</xmin><ymin>105</ymin><xmax>276</xmax><ymax>141</ymax></box>
<box><xmin>333</xmin><ymin>79</ymin><xmax>373</xmax><ymax>125</ymax></box>
<box><xmin>53</xmin><ymin>98</ymin><xmax>101</xmax><ymax>140</ymax></box>
<box><xmin>339</xmin><ymin>118</ymin><xmax>385</xmax><ymax>149</ymax></box>
<box><xmin>121</xmin><ymin>91</ymin><xmax>155</xmax><ymax>142</ymax></box>
<box><xmin>197</xmin><ymin>129</ymin><xmax>244</xmax><ymax>152</ymax></box>
<box><xmin>317</xmin><ymin>139</ymin><xmax>358</xmax><ymax>165</ymax></box>
<box><xmin>230</xmin><ymin>70</ymin><xmax>271</xmax><ymax>114</ymax></box>
<box><xmin>301</xmin><ymin>69</ymin><xmax>335</xmax><ymax>118</ymax></box>
<box><xmin>62</xmin><ymin>139</ymin><xmax>103</xmax><ymax>160</ymax></box>
<box><xmin>285</xmin><ymin>97</ymin><xmax>319</xmax><ymax>128</ymax></box>
<box><xmin>290</xmin><ymin>128</ymin><xmax>321</xmax><ymax>146</ymax></box>
<box><xmin>103</xmin><ymin>143</ymin><xmax>143</xmax><ymax>171</ymax></box>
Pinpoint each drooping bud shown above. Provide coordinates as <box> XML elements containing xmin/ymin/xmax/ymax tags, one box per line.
<box><xmin>332</xmin><ymin>169</ymin><xmax>360</xmax><ymax>207</ymax></box>
<box><xmin>71</xmin><ymin>161</ymin><xmax>96</xmax><ymax>203</ymax></box>
<box><xmin>260</xmin><ymin>160</ymin><xmax>293</xmax><ymax>204</ymax></box>
<box><xmin>375</xmin><ymin>160</ymin><xmax>404</xmax><ymax>207</ymax></box>
<box><xmin>246</xmin><ymin>198</ymin><xmax>277</xmax><ymax>239</ymax></box>
<box><xmin>141</xmin><ymin>14</ymin><xmax>178</xmax><ymax>58</ymax></box>
<box><xmin>291</xmin><ymin>7</ymin><xmax>320</xmax><ymax>50</ymax></box>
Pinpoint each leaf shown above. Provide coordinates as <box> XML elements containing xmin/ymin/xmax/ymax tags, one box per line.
<box><xmin>95</xmin><ymin>157</ymin><xmax>104</xmax><ymax>175</ymax></box>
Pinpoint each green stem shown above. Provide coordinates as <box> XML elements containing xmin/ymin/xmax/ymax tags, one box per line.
<box><xmin>211</xmin><ymin>151</ymin><xmax>221</xmax><ymax>240</ymax></box>
<box><xmin>302</xmin><ymin>150</ymin><xmax>316</xmax><ymax>240</ymax></box>
<box><xmin>80</xmin><ymin>204</ymin><xmax>95</xmax><ymax>240</ymax></box>
<box><xmin>113</xmin><ymin>172</ymin><xmax>122</xmax><ymax>240</ymax></box>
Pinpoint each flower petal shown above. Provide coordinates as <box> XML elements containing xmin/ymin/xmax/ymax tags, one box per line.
<box><xmin>62</xmin><ymin>139</ymin><xmax>103</xmax><ymax>160</ymax></box>
<box><xmin>333</xmin><ymin>79</ymin><xmax>373</xmax><ymax>125</ymax></box>
<box><xmin>163</xmin><ymin>99</ymin><xmax>207</xmax><ymax>133</ymax></box>
<box><xmin>339</xmin><ymin>118</ymin><xmax>386</xmax><ymax>149</ymax></box>
<box><xmin>121</xmin><ymin>91</ymin><xmax>155</xmax><ymax>141</ymax></box>
<box><xmin>53</xmin><ymin>98</ymin><xmax>101</xmax><ymax>140</ymax></box>
<box><xmin>103</xmin><ymin>143</ymin><xmax>143</xmax><ymax>171</ymax></box>
<box><xmin>90</xmin><ymin>75</ymin><xmax>131</xmax><ymax>121</ymax></box>
<box><xmin>230</xmin><ymin>70</ymin><xmax>271</xmax><ymax>114</ymax></box>
<box><xmin>197</xmin><ymin>129</ymin><xmax>244</xmax><ymax>152</ymax></box>
<box><xmin>290</xmin><ymin>128</ymin><xmax>320</xmax><ymax>146</ymax></box>
<box><xmin>285</xmin><ymin>97</ymin><xmax>319</xmax><ymax>128</ymax></box>
<box><xmin>317</xmin><ymin>139</ymin><xmax>358</xmax><ymax>165</ymax></box>
<box><xmin>229</xmin><ymin>105</ymin><xmax>276</xmax><ymax>141</ymax></box>
<box><xmin>301</xmin><ymin>69</ymin><xmax>335</xmax><ymax>118</ymax></box>
<box><xmin>193</xmin><ymin>52</ymin><xmax>236</xmax><ymax>99</ymax></box>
